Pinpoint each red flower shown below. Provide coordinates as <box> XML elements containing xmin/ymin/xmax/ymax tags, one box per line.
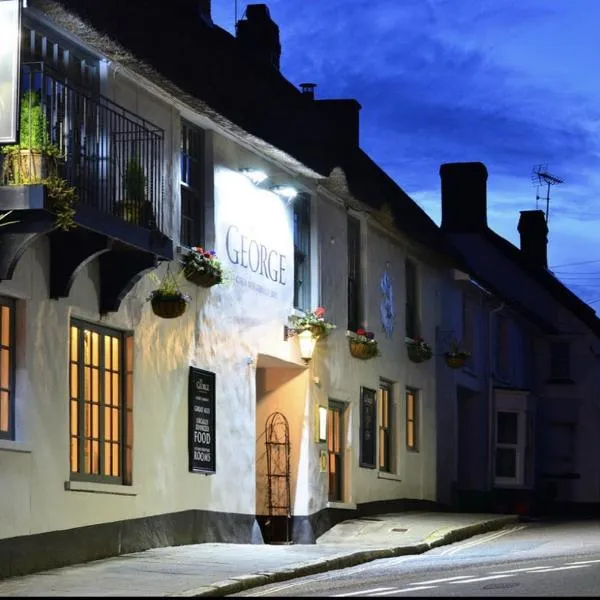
<box><xmin>356</xmin><ymin>328</ymin><xmax>366</xmax><ymax>335</ymax></box>
<box><xmin>314</xmin><ymin>307</ymin><xmax>326</xmax><ymax>318</ymax></box>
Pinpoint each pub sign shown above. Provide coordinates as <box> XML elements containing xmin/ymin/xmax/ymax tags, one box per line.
<box><xmin>188</xmin><ymin>367</ymin><xmax>216</xmax><ymax>474</ymax></box>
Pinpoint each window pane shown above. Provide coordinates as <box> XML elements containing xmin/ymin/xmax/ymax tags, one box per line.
<box><xmin>0</xmin><ymin>391</ymin><xmax>8</xmax><ymax>432</ymax></box>
<box><xmin>497</xmin><ymin>412</ymin><xmax>518</xmax><ymax>444</ymax></box>
<box><xmin>1</xmin><ymin>306</ymin><xmax>10</xmax><ymax>347</ymax></box>
<box><xmin>496</xmin><ymin>447</ymin><xmax>517</xmax><ymax>478</ymax></box>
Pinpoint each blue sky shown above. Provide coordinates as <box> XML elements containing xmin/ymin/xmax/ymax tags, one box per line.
<box><xmin>213</xmin><ymin>1</ymin><xmax>600</xmax><ymax>305</ymax></box>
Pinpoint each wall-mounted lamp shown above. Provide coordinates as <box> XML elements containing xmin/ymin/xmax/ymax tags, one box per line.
<box><xmin>271</xmin><ymin>184</ymin><xmax>298</xmax><ymax>201</ymax></box>
<box><xmin>318</xmin><ymin>406</ymin><xmax>328</xmax><ymax>442</ymax></box>
<box><xmin>240</xmin><ymin>168</ymin><xmax>269</xmax><ymax>185</ymax></box>
<box><xmin>297</xmin><ymin>329</ymin><xmax>317</xmax><ymax>364</ymax></box>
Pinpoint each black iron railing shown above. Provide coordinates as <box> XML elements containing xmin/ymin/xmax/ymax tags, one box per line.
<box><xmin>7</xmin><ymin>63</ymin><xmax>165</xmax><ymax>233</ymax></box>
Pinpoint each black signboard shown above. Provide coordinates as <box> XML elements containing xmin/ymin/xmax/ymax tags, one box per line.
<box><xmin>188</xmin><ymin>367</ymin><xmax>216</xmax><ymax>474</ymax></box>
<box><xmin>359</xmin><ymin>386</ymin><xmax>376</xmax><ymax>469</ymax></box>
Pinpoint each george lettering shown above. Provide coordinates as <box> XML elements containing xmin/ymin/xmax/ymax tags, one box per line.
<box><xmin>225</xmin><ymin>224</ymin><xmax>287</xmax><ymax>285</ymax></box>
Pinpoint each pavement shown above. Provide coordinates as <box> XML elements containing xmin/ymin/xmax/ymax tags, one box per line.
<box><xmin>0</xmin><ymin>511</ymin><xmax>520</xmax><ymax>597</ymax></box>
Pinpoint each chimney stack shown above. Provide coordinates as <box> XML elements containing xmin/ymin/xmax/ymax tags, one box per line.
<box><xmin>518</xmin><ymin>210</ymin><xmax>548</xmax><ymax>268</ymax></box>
<box><xmin>440</xmin><ymin>162</ymin><xmax>488</xmax><ymax>233</ymax></box>
<box><xmin>236</xmin><ymin>4</ymin><xmax>281</xmax><ymax>70</ymax></box>
<box><xmin>316</xmin><ymin>99</ymin><xmax>362</xmax><ymax>148</ymax></box>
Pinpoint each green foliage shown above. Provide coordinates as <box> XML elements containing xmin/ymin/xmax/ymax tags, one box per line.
<box><xmin>182</xmin><ymin>247</ymin><xmax>224</xmax><ymax>280</ymax></box>
<box><xmin>289</xmin><ymin>307</ymin><xmax>336</xmax><ymax>340</ymax></box>
<box><xmin>146</xmin><ymin>269</ymin><xmax>191</xmax><ymax>303</ymax></box>
<box><xmin>45</xmin><ymin>175</ymin><xmax>77</xmax><ymax>231</ymax></box>
<box><xmin>124</xmin><ymin>157</ymin><xmax>146</xmax><ymax>203</ymax></box>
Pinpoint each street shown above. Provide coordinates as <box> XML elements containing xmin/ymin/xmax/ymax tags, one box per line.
<box><xmin>234</xmin><ymin>519</ymin><xmax>600</xmax><ymax>597</ymax></box>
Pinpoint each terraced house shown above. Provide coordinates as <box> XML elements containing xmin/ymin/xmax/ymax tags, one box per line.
<box><xmin>0</xmin><ymin>0</ymin><xmax>469</xmax><ymax>577</ymax></box>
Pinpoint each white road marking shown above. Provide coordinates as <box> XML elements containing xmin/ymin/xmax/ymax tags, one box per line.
<box><xmin>449</xmin><ymin>573</ymin><xmax>515</xmax><ymax>584</ymax></box>
<box><xmin>440</xmin><ymin>525</ymin><xmax>526</xmax><ymax>556</ymax></box>
<box><xmin>566</xmin><ymin>559</ymin><xmax>600</xmax><ymax>565</ymax></box>
<box><xmin>490</xmin><ymin>566</ymin><xmax>553</xmax><ymax>574</ymax></box>
<box><xmin>331</xmin><ymin>587</ymin><xmax>395</xmax><ymax>597</ymax></box>
<box><xmin>370</xmin><ymin>586</ymin><xmax>438</xmax><ymax>595</ymax></box>
<box><xmin>525</xmin><ymin>564</ymin><xmax>590</xmax><ymax>573</ymax></box>
<box><xmin>409</xmin><ymin>575</ymin><xmax>475</xmax><ymax>584</ymax></box>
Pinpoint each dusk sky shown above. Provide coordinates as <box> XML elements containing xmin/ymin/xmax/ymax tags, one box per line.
<box><xmin>214</xmin><ymin>1</ymin><xmax>600</xmax><ymax>306</ymax></box>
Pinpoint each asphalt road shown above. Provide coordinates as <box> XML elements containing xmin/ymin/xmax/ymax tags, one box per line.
<box><xmin>233</xmin><ymin>519</ymin><xmax>600</xmax><ymax>597</ymax></box>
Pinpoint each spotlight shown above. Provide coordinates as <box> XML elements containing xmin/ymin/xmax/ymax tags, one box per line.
<box><xmin>271</xmin><ymin>185</ymin><xmax>298</xmax><ymax>201</ymax></box>
<box><xmin>240</xmin><ymin>168</ymin><xmax>268</xmax><ymax>185</ymax></box>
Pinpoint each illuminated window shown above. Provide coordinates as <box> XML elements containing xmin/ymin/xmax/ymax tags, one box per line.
<box><xmin>327</xmin><ymin>401</ymin><xmax>345</xmax><ymax>502</ymax></box>
<box><xmin>293</xmin><ymin>193</ymin><xmax>311</xmax><ymax>311</ymax></box>
<box><xmin>405</xmin><ymin>259</ymin><xmax>419</xmax><ymax>339</ymax></box>
<box><xmin>378</xmin><ymin>381</ymin><xmax>394</xmax><ymax>473</ymax></box>
<box><xmin>347</xmin><ymin>215</ymin><xmax>362</xmax><ymax>330</ymax></box>
<box><xmin>69</xmin><ymin>321</ymin><xmax>133</xmax><ymax>484</ymax></box>
<box><xmin>406</xmin><ymin>388</ymin><xmax>419</xmax><ymax>452</ymax></box>
<box><xmin>0</xmin><ymin>298</ymin><xmax>15</xmax><ymax>441</ymax></box>
<box><xmin>180</xmin><ymin>120</ymin><xmax>205</xmax><ymax>247</ymax></box>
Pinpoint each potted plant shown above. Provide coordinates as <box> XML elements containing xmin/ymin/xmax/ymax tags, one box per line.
<box><xmin>114</xmin><ymin>156</ymin><xmax>156</xmax><ymax>228</ymax></box>
<box><xmin>406</xmin><ymin>336</ymin><xmax>433</xmax><ymax>363</ymax></box>
<box><xmin>2</xmin><ymin>90</ymin><xmax>60</xmax><ymax>183</ymax></box>
<box><xmin>182</xmin><ymin>246</ymin><xmax>224</xmax><ymax>288</ymax></box>
<box><xmin>288</xmin><ymin>306</ymin><xmax>336</xmax><ymax>340</ymax></box>
<box><xmin>444</xmin><ymin>340</ymin><xmax>471</xmax><ymax>369</ymax></box>
<box><xmin>147</xmin><ymin>269</ymin><xmax>191</xmax><ymax>319</ymax></box>
<box><xmin>347</xmin><ymin>328</ymin><xmax>379</xmax><ymax>360</ymax></box>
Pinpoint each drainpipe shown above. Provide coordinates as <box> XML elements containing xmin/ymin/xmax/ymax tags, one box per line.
<box><xmin>487</xmin><ymin>301</ymin><xmax>505</xmax><ymax>497</ymax></box>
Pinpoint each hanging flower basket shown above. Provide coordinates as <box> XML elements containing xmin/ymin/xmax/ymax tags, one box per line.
<box><xmin>182</xmin><ymin>247</ymin><xmax>224</xmax><ymax>288</ymax></box>
<box><xmin>349</xmin><ymin>340</ymin><xmax>378</xmax><ymax>360</ymax></box>
<box><xmin>347</xmin><ymin>329</ymin><xmax>379</xmax><ymax>360</ymax></box>
<box><xmin>184</xmin><ymin>269</ymin><xmax>222</xmax><ymax>288</ymax></box>
<box><xmin>444</xmin><ymin>352</ymin><xmax>469</xmax><ymax>369</ymax></box>
<box><xmin>288</xmin><ymin>307</ymin><xmax>336</xmax><ymax>341</ymax></box>
<box><xmin>146</xmin><ymin>265</ymin><xmax>191</xmax><ymax>319</ymax></box>
<box><xmin>151</xmin><ymin>296</ymin><xmax>188</xmax><ymax>319</ymax></box>
<box><xmin>406</xmin><ymin>338</ymin><xmax>432</xmax><ymax>363</ymax></box>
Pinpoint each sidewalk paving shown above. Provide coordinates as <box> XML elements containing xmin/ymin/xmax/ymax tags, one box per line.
<box><xmin>0</xmin><ymin>512</ymin><xmax>520</xmax><ymax>597</ymax></box>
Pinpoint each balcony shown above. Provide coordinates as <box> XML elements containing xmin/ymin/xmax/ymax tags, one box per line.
<box><xmin>0</xmin><ymin>64</ymin><xmax>173</xmax><ymax>312</ymax></box>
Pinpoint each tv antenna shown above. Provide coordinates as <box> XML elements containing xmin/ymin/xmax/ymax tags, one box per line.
<box><xmin>531</xmin><ymin>164</ymin><xmax>564</xmax><ymax>225</ymax></box>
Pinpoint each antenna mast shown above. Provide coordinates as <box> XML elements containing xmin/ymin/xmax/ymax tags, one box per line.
<box><xmin>531</xmin><ymin>164</ymin><xmax>564</xmax><ymax>225</ymax></box>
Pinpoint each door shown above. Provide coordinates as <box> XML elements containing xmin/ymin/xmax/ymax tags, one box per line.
<box><xmin>328</xmin><ymin>401</ymin><xmax>346</xmax><ymax>502</ymax></box>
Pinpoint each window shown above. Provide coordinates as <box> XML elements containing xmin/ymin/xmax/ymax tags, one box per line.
<box><xmin>494</xmin><ymin>410</ymin><xmax>523</xmax><ymax>483</ymax></box>
<box><xmin>180</xmin><ymin>120</ymin><xmax>204</xmax><ymax>247</ymax></box>
<box><xmin>495</xmin><ymin>314</ymin><xmax>510</xmax><ymax>379</ymax></box>
<box><xmin>0</xmin><ymin>298</ymin><xmax>15</xmax><ymax>441</ymax></box>
<box><xmin>405</xmin><ymin>259</ymin><xmax>419</xmax><ymax>339</ymax></box>
<box><xmin>550</xmin><ymin>341</ymin><xmax>570</xmax><ymax>379</ymax></box>
<box><xmin>293</xmin><ymin>193</ymin><xmax>311</xmax><ymax>311</ymax></box>
<box><xmin>69</xmin><ymin>321</ymin><xmax>133</xmax><ymax>484</ymax></box>
<box><xmin>378</xmin><ymin>381</ymin><xmax>395</xmax><ymax>473</ymax></box>
<box><xmin>347</xmin><ymin>215</ymin><xmax>362</xmax><ymax>331</ymax></box>
<box><xmin>406</xmin><ymin>388</ymin><xmax>419</xmax><ymax>451</ymax></box>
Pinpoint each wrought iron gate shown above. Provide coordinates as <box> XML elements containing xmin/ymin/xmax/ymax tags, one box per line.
<box><xmin>264</xmin><ymin>411</ymin><xmax>291</xmax><ymax>543</ymax></box>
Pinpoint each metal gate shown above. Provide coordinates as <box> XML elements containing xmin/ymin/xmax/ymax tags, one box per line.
<box><xmin>264</xmin><ymin>411</ymin><xmax>291</xmax><ymax>543</ymax></box>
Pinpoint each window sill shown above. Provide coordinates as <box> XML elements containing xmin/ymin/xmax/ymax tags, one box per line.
<box><xmin>546</xmin><ymin>378</ymin><xmax>576</xmax><ymax>385</ymax></box>
<box><xmin>327</xmin><ymin>501</ymin><xmax>357</xmax><ymax>510</ymax></box>
<box><xmin>0</xmin><ymin>440</ymin><xmax>32</xmax><ymax>454</ymax></box>
<box><xmin>378</xmin><ymin>471</ymin><xmax>402</xmax><ymax>482</ymax></box>
<box><xmin>65</xmin><ymin>480</ymin><xmax>138</xmax><ymax>496</ymax></box>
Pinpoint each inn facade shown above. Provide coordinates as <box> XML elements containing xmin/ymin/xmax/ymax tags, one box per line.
<box><xmin>0</xmin><ymin>0</ymin><xmax>463</xmax><ymax>576</ymax></box>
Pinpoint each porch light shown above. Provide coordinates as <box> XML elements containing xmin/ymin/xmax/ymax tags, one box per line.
<box><xmin>271</xmin><ymin>184</ymin><xmax>298</xmax><ymax>201</ymax></box>
<box><xmin>239</xmin><ymin>168</ymin><xmax>268</xmax><ymax>185</ymax></box>
<box><xmin>298</xmin><ymin>329</ymin><xmax>317</xmax><ymax>363</ymax></box>
<box><xmin>318</xmin><ymin>406</ymin><xmax>328</xmax><ymax>442</ymax></box>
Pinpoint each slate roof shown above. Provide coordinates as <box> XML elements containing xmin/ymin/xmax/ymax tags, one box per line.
<box><xmin>446</xmin><ymin>229</ymin><xmax>600</xmax><ymax>337</ymax></box>
<box><xmin>34</xmin><ymin>0</ymin><xmax>464</xmax><ymax>265</ymax></box>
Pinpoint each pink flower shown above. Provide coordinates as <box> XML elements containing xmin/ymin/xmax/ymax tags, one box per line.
<box><xmin>314</xmin><ymin>307</ymin><xmax>326</xmax><ymax>318</ymax></box>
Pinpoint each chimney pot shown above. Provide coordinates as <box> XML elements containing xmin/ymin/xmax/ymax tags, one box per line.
<box><xmin>518</xmin><ymin>209</ymin><xmax>548</xmax><ymax>268</ymax></box>
<box><xmin>440</xmin><ymin>162</ymin><xmax>488</xmax><ymax>233</ymax></box>
<box><xmin>300</xmin><ymin>82</ymin><xmax>317</xmax><ymax>100</ymax></box>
